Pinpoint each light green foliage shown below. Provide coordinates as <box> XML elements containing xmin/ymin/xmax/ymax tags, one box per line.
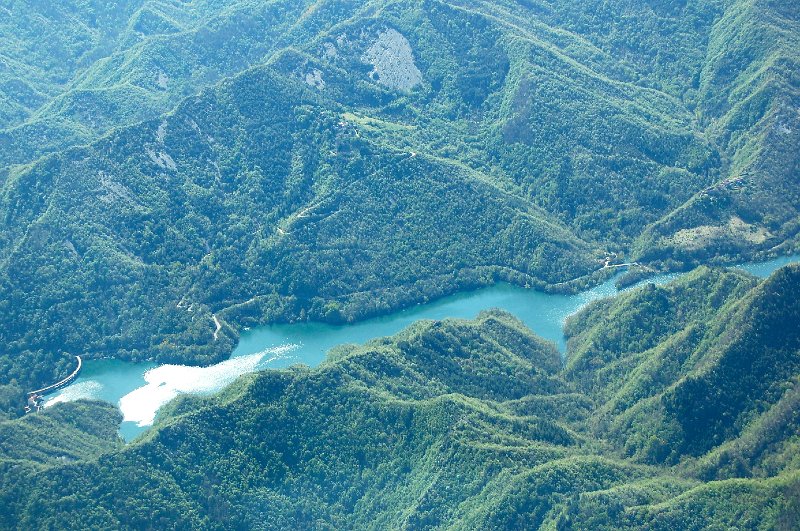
<box><xmin>1</xmin><ymin>0</ymin><xmax>798</xmax><ymax>392</ymax></box>
<box><xmin>3</xmin><ymin>268</ymin><xmax>800</xmax><ymax>529</ymax></box>
<box><xmin>0</xmin><ymin>2</ymin><xmax>799</xmax><ymax>527</ymax></box>
<box><xmin>0</xmin><ymin>400</ymin><xmax>122</xmax><ymax>465</ymax></box>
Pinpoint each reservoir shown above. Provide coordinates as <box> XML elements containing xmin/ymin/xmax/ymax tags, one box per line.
<box><xmin>46</xmin><ymin>255</ymin><xmax>799</xmax><ymax>440</ymax></box>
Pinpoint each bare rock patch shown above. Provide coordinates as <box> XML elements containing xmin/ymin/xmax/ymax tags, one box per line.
<box><xmin>360</xmin><ymin>29</ymin><xmax>422</xmax><ymax>92</ymax></box>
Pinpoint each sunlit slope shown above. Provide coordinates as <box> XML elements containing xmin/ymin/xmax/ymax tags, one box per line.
<box><xmin>634</xmin><ymin>0</ymin><xmax>800</xmax><ymax>264</ymax></box>
<box><xmin>566</xmin><ymin>264</ymin><xmax>800</xmax><ymax>472</ymax></box>
<box><xmin>1</xmin><ymin>0</ymin><xmax>798</xmax><ymax>411</ymax></box>
<box><xmin>3</xmin><ymin>268</ymin><xmax>799</xmax><ymax>529</ymax></box>
<box><xmin>0</xmin><ymin>65</ymin><xmax>595</xmax><ymax>382</ymax></box>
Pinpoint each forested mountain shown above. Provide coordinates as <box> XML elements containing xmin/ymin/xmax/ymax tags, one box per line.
<box><xmin>1</xmin><ymin>2</ymin><xmax>799</xmax><ymax>527</ymax></box>
<box><xmin>1</xmin><ymin>0</ymin><xmax>798</xmax><ymax>402</ymax></box>
<box><xmin>0</xmin><ymin>0</ymin><xmax>318</xmax><ymax>169</ymax></box>
<box><xmin>1</xmin><ymin>266</ymin><xmax>798</xmax><ymax>529</ymax></box>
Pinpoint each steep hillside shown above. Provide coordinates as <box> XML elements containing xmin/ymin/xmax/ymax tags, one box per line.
<box><xmin>0</xmin><ymin>400</ymin><xmax>122</xmax><ymax>466</ymax></box>
<box><xmin>566</xmin><ymin>264</ymin><xmax>800</xmax><ymax>473</ymax></box>
<box><xmin>5</xmin><ymin>0</ymin><xmax>796</xmax><ymax>249</ymax></box>
<box><xmin>2</xmin><ymin>267</ymin><xmax>799</xmax><ymax>529</ymax></box>
<box><xmin>0</xmin><ymin>400</ymin><xmax>124</xmax><ymax>530</ymax></box>
<box><xmin>635</xmin><ymin>0</ymin><xmax>800</xmax><ymax>265</ymax></box>
<box><xmin>1</xmin><ymin>1</ymin><xmax>798</xmax><ymax>418</ymax></box>
<box><xmin>0</xmin><ymin>0</ymin><xmax>329</xmax><ymax>171</ymax></box>
<box><xmin>0</xmin><ymin>64</ymin><xmax>595</xmax><ymax>397</ymax></box>
<box><xmin>0</xmin><ymin>1</ymin><xmax>145</xmax><ymax>128</ymax></box>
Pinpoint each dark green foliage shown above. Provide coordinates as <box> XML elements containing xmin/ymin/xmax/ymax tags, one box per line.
<box><xmin>566</xmin><ymin>265</ymin><xmax>800</xmax><ymax>470</ymax></box>
<box><xmin>0</xmin><ymin>399</ymin><xmax>124</xmax><ymax>530</ymax></box>
<box><xmin>664</xmin><ymin>265</ymin><xmax>800</xmax><ymax>457</ymax></box>
<box><xmin>2</xmin><ymin>0</ymin><xmax>799</xmax><ymax>395</ymax></box>
<box><xmin>1</xmin><ymin>1</ymin><xmax>799</xmax><ymax>528</ymax></box>
<box><xmin>0</xmin><ymin>349</ymin><xmax>76</xmax><ymax>411</ymax></box>
<box><xmin>1</xmin><ymin>311</ymin><xmax>586</xmax><ymax>529</ymax></box>
<box><xmin>561</xmin><ymin>473</ymin><xmax>800</xmax><ymax>531</ymax></box>
<box><xmin>564</xmin><ymin>266</ymin><xmax>758</xmax><ymax>394</ymax></box>
<box><xmin>3</xmin><ymin>267</ymin><xmax>800</xmax><ymax>529</ymax></box>
<box><xmin>0</xmin><ymin>64</ymin><xmax>595</xmax><ymax>389</ymax></box>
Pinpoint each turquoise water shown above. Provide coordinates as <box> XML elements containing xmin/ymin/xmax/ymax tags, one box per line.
<box><xmin>45</xmin><ymin>255</ymin><xmax>798</xmax><ymax>441</ymax></box>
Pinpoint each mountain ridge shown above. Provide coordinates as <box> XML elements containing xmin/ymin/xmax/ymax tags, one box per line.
<box><xmin>0</xmin><ymin>0</ymin><xmax>798</xmax><ymax>453</ymax></box>
<box><xmin>1</xmin><ymin>266</ymin><xmax>798</xmax><ymax>529</ymax></box>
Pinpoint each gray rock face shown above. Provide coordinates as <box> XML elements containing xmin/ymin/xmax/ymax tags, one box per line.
<box><xmin>360</xmin><ymin>29</ymin><xmax>422</xmax><ymax>92</ymax></box>
<box><xmin>304</xmin><ymin>69</ymin><xmax>325</xmax><ymax>90</ymax></box>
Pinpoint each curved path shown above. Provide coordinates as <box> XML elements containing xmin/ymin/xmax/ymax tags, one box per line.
<box><xmin>28</xmin><ymin>355</ymin><xmax>83</xmax><ymax>397</ymax></box>
<box><xmin>212</xmin><ymin>315</ymin><xmax>222</xmax><ymax>341</ymax></box>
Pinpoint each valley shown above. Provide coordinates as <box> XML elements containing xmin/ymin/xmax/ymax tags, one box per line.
<box><xmin>2</xmin><ymin>261</ymin><xmax>799</xmax><ymax>529</ymax></box>
<box><xmin>1</xmin><ymin>1</ymin><xmax>798</xmax><ymax>529</ymax></box>
<box><xmin>43</xmin><ymin>254</ymin><xmax>798</xmax><ymax>441</ymax></box>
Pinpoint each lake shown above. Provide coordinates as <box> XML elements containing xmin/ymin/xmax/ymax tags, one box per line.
<box><xmin>45</xmin><ymin>255</ymin><xmax>799</xmax><ymax>441</ymax></box>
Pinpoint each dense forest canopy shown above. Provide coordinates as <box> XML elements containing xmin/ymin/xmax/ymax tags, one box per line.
<box><xmin>2</xmin><ymin>266</ymin><xmax>799</xmax><ymax>529</ymax></box>
<box><xmin>0</xmin><ymin>0</ymin><xmax>799</xmax><ymax>528</ymax></box>
<box><xmin>1</xmin><ymin>0</ymin><xmax>798</xmax><ymax>397</ymax></box>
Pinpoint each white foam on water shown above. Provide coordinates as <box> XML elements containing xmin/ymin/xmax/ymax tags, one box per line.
<box><xmin>44</xmin><ymin>380</ymin><xmax>104</xmax><ymax>407</ymax></box>
<box><xmin>119</xmin><ymin>344</ymin><xmax>297</xmax><ymax>427</ymax></box>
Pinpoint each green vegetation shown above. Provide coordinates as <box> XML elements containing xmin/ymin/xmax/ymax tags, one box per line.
<box><xmin>1</xmin><ymin>266</ymin><xmax>798</xmax><ymax>529</ymax></box>
<box><xmin>0</xmin><ymin>0</ymin><xmax>800</xmax><ymax>394</ymax></box>
<box><xmin>1</xmin><ymin>1</ymin><xmax>799</xmax><ymax>526</ymax></box>
<box><xmin>0</xmin><ymin>400</ymin><xmax>122</xmax><ymax>465</ymax></box>
<box><xmin>565</xmin><ymin>264</ymin><xmax>800</xmax><ymax>469</ymax></box>
<box><xmin>2</xmin><ymin>0</ymin><xmax>799</xmax><ymax>403</ymax></box>
<box><xmin>0</xmin><ymin>401</ymin><xmax>124</xmax><ymax>530</ymax></box>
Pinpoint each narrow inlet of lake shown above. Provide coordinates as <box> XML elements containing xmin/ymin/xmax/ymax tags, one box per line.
<box><xmin>45</xmin><ymin>255</ymin><xmax>799</xmax><ymax>441</ymax></box>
